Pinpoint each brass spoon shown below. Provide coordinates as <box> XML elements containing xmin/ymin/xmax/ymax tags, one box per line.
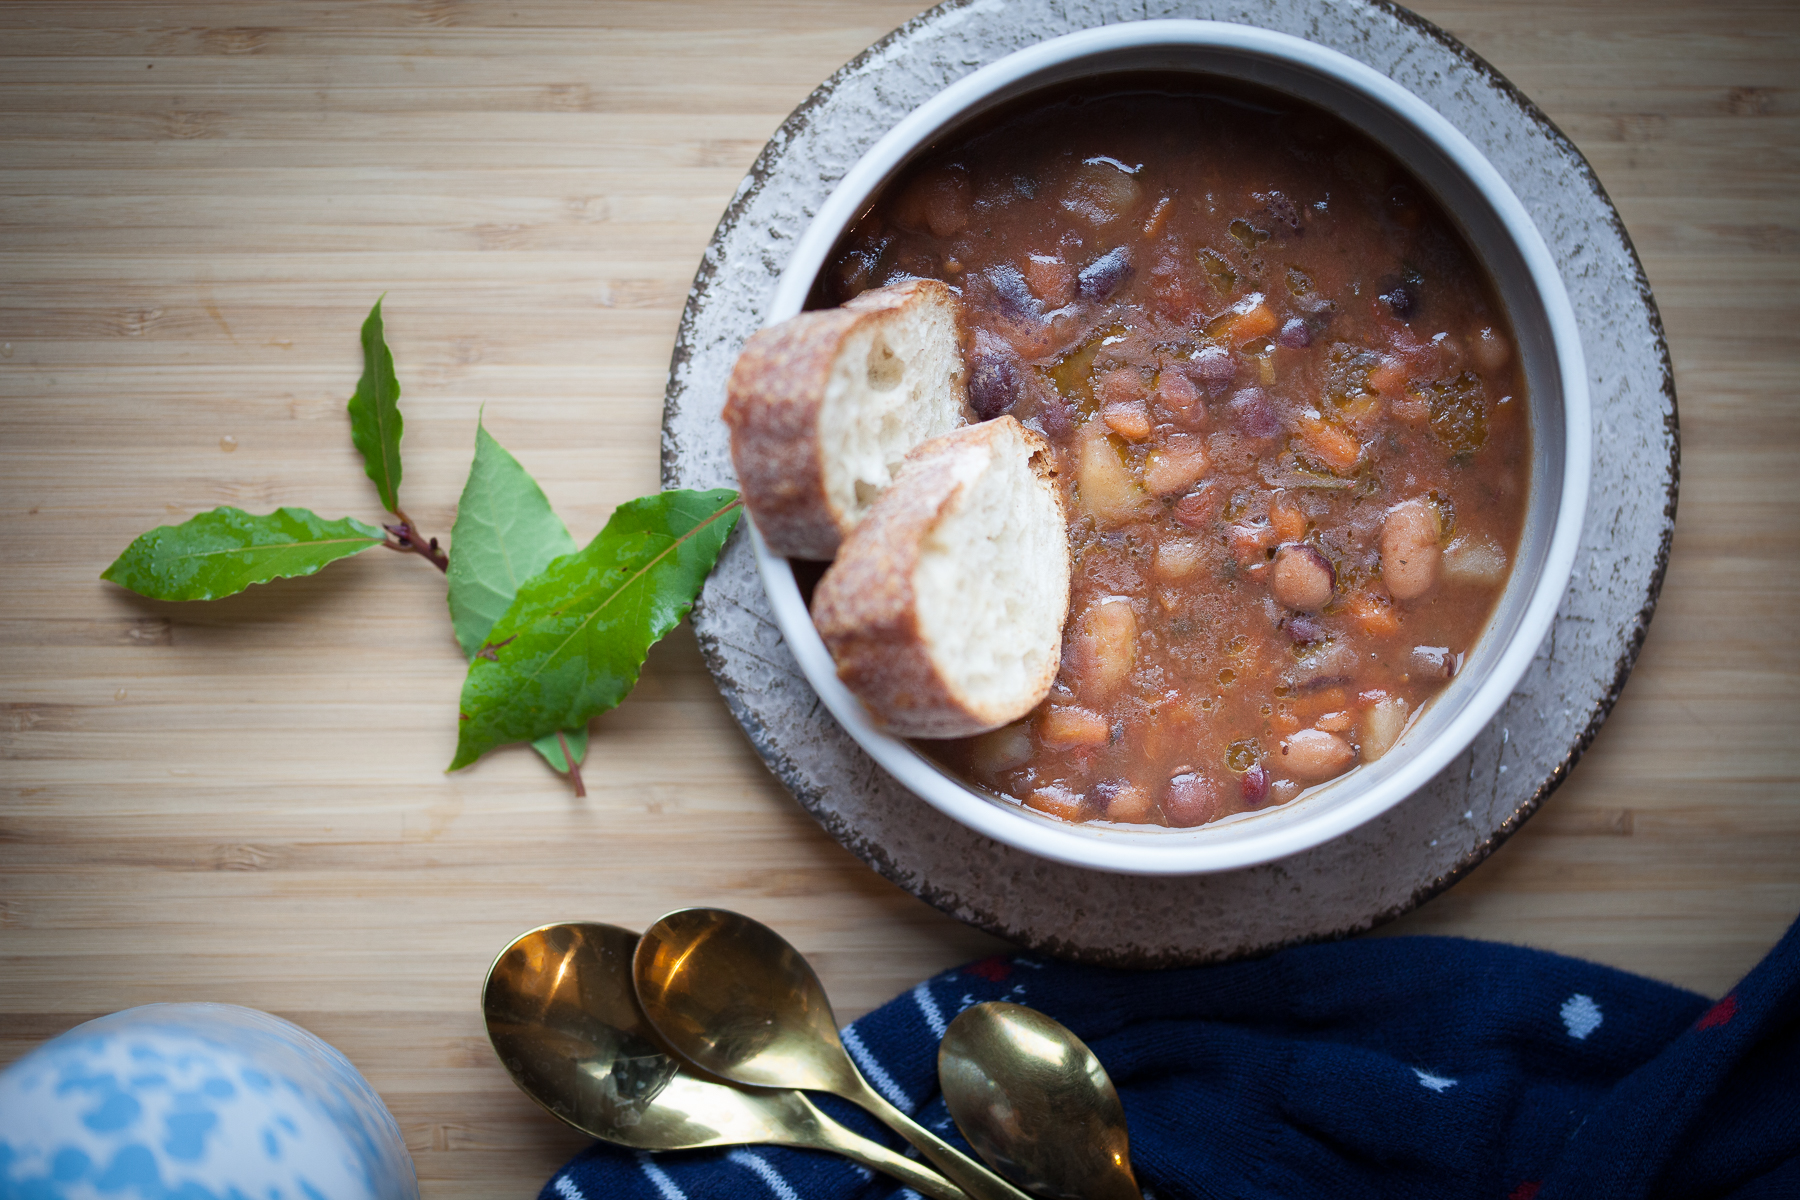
<box><xmin>483</xmin><ymin>921</ymin><xmax>970</xmax><ymax>1200</ymax></box>
<box><xmin>633</xmin><ymin>908</ymin><xmax>1035</xmax><ymax>1200</ymax></box>
<box><xmin>938</xmin><ymin>1002</ymin><xmax>1142</xmax><ymax>1200</ymax></box>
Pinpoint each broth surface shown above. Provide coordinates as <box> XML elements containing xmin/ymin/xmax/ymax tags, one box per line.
<box><xmin>819</xmin><ymin>80</ymin><xmax>1530</xmax><ymax>828</ymax></box>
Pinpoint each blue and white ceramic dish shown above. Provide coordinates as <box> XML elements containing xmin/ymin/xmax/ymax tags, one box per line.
<box><xmin>0</xmin><ymin>1002</ymin><xmax>418</xmax><ymax>1199</ymax></box>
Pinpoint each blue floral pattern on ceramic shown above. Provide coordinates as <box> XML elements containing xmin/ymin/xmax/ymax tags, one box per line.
<box><xmin>0</xmin><ymin>1002</ymin><xmax>418</xmax><ymax>1199</ymax></box>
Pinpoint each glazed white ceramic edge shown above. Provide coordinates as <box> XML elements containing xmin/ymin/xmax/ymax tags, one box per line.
<box><xmin>749</xmin><ymin>19</ymin><xmax>1591</xmax><ymax>875</ymax></box>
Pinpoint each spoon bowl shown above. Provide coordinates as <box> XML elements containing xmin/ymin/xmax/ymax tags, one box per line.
<box><xmin>938</xmin><ymin>1002</ymin><xmax>1141</xmax><ymax>1200</ymax></box>
<box><xmin>482</xmin><ymin>921</ymin><xmax>970</xmax><ymax>1199</ymax></box>
<box><xmin>635</xmin><ymin>908</ymin><xmax>1033</xmax><ymax>1200</ymax></box>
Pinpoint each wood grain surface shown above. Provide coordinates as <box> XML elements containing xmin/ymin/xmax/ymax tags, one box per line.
<box><xmin>1</xmin><ymin>1</ymin><xmax>1795</xmax><ymax>1193</ymax></box>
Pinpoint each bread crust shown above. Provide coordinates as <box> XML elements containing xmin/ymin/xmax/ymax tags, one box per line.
<box><xmin>811</xmin><ymin>417</ymin><xmax>1069</xmax><ymax>739</ymax></box>
<box><xmin>723</xmin><ymin>279</ymin><xmax>961</xmax><ymax>560</ymax></box>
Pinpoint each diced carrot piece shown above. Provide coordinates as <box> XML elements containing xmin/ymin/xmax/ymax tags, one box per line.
<box><xmin>1022</xmin><ymin>253</ymin><xmax>1076</xmax><ymax>307</ymax></box>
<box><xmin>1272</xmin><ymin>709</ymin><xmax>1301</xmax><ymax>734</ymax></box>
<box><xmin>1368</xmin><ymin>358</ymin><xmax>1408</xmax><ymax>398</ymax></box>
<box><xmin>1298</xmin><ymin>415</ymin><xmax>1363</xmax><ymax>472</ymax></box>
<box><xmin>1347</xmin><ymin>590</ymin><xmax>1401</xmax><ymax>637</ymax></box>
<box><xmin>1228</xmin><ymin>522</ymin><xmax>1277</xmax><ymax>566</ymax></box>
<box><xmin>1316</xmin><ymin>710</ymin><xmax>1354</xmax><ymax>733</ymax></box>
<box><xmin>1231</xmin><ymin>303</ymin><xmax>1278</xmax><ymax>346</ymax></box>
<box><xmin>1141</xmin><ymin>195</ymin><xmax>1173</xmax><ymax>239</ymax></box>
<box><xmin>1337</xmin><ymin>392</ymin><xmax>1384</xmax><ymax>431</ymax></box>
<box><xmin>1392</xmin><ymin>392</ymin><xmax>1430</xmax><ymax>423</ymax></box>
<box><xmin>1292</xmin><ymin>686</ymin><xmax>1349</xmax><ymax>719</ymax></box>
<box><xmin>1102</xmin><ymin>400</ymin><xmax>1153</xmax><ymax>441</ymax></box>
<box><xmin>1040</xmin><ymin>705</ymin><xmax>1111</xmax><ymax>749</ymax></box>
<box><xmin>1027</xmin><ymin>784</ymin><xmax>1089</xmax><ymax>823</ymax></box>
<box><xmin>1270</xmin><ymin>496</ymin><xmax>1307</xmax><ymax>542</ymax></box>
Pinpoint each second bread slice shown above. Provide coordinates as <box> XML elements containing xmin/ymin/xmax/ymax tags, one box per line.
<box><xmin>811</xmin><ymin>416</ymin><xmax>1070</xmax><ymax>739</ymax></box>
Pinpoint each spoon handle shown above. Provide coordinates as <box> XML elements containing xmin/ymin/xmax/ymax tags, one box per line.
<box><xmin>842</xmin><ymin>1075</ymin><xmax>1035</xmax><ymax>1200</ymax></box>
<box><xmin>786</xmin><ymin>1095</ymin><xmax>971</xmax><ymax>1200</ymax></box>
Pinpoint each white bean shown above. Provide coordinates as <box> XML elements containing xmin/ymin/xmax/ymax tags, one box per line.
<box><xmin>1280</xmin><ymin>729</ymin><xmax>1356</xmax><ymax>782</ymax></box>
<box><xmin>1381</xmin><ymin>497</ymin><xmax>1441</xmax><ymax>600</ymax></box>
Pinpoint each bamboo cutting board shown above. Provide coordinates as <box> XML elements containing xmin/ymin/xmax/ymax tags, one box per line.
<box><xmin>2</xmin><ymin>2</ymin><xmax>1796</xmax><ymax>1193</ymax></box>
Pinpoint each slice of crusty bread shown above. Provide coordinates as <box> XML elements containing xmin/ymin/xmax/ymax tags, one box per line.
<box><xmin>811</xmin><ymin>416</ymin><xmax>1071</xmax><ymax>739</ymax></box>
<box><xmin>723</xmin><ymin>279</ymin><xmax>967</xmax><ymax>560</ymax></box>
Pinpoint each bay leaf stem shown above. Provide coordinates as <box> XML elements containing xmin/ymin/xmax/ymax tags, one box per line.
<box><xmin>382</xmin><ymin>508</ymin><xmax>449</xmax><ymax>572</ymax></box>
<box><xmin>556</xmin><ymin>731</ymin><xmax>587</xmax><ymax>798</ymax></box>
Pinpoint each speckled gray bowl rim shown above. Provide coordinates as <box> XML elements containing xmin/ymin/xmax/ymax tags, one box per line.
<box><xmin>660</xmin><ymin>0</ymin><xmax>1678</xmax><ymax>966</ymax></box>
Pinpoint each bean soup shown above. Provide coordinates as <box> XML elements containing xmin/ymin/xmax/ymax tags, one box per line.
<box><xmin>817</xmin><ymin>78</ymin><xmax>1531</xmax><ymax>829</ymax></box>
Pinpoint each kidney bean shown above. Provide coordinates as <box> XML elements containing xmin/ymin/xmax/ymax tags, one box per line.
<box><xmin>1173</xmin><ymin>483</ymin><xmax>1224</xmax><ymax>529</ymax></box>
<box><xmin>1277</xmin><ymin>317</ymin><xmax>1313</xmax><ymax>348</ymax></box>
<box><xmin>1078</xmin><ymin>245</ymin><xmax>1134</xmax><ymax>302</ymax></box>
<box><xmin>1283</xmin><ymin>613</ymin><xmax>1327</xmax><ymax>645</ymax></box>
<box><xmin>1035</xmin><ymin>386</ymin><xmax>1076</xmax><ymax>438</ymax></box>
<box><xmin>1378</xmin><ymin>275</ymin><xmax>1418</xmax><ymax>319</ymax></box>
<box><xmin>1153</xmin><ymin>368</ymin><xmax>1203</xmax><ymax>426</ymax></box>
<box><xmin>1189</xmin><ymin>345</ymin><xmax>1236</xmax><ymax>394</ymax></box>
<box><xmin>1240</xmin><ymin>763</ymin><xmax>1271</xmax><ymax>807</ymax></box>
<box><xmin>968</xmin><ymin>341</ymin><xmax>1023</xmax><ymax>420</ymax></box>
<box><xmin>985</xmin><ymin>262</ymin><xmax>1042</xmax><ymax>323</ymax></box>
<box><xmin>1163</xmin><ymin>771</ymin><xmax>1226</xmax><ymax>827</ymax></box>
<box><xmin>1255</xmin><ymin>189</ymin><xmax>1302</xmax><ymax>235</ymax></box>
<box><xmin>1227</xmin><ymin>387</ymin><xmax>1281</xmax><ymax>439</ymax></box>
<box><xmin>1409</xmin><ymin>645</ymin><xmax>1460</xmax><ymax>679</ymax></box>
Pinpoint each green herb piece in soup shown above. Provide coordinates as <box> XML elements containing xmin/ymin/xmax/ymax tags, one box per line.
<box><xmin>449</xmin><ymin>488</ymin><xmax>742</xmax><ymax>771</ymax></box>
<box><xmin>101</xmin><ymin>506</ymin><xmax>385</xmax><ymax>601</ymax></box>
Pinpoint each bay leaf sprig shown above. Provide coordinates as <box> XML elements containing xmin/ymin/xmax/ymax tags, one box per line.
<box><xmin>101</xmin><ymin>298</ymin><xmax>739</xmax><ymax>791</ymax></box>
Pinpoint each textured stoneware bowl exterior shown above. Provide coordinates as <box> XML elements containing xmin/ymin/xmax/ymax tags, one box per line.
<box><xmin>0</xmin><ymin>1003</ymin><xmax>419</xmax><ymax>1199</ymax></box>
<box><xmin>747</xmin><ymin>21</ymin><xmax>1592</xmax><ymax>875</ymax></box>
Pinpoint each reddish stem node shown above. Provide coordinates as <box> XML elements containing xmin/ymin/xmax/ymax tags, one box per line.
<box><xmin>382</xmin><ymin>508</ymin><xmax>449</xmax><ymax>572</ymax></box>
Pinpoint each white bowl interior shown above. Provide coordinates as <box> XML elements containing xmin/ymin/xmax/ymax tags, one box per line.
<box><xmin>747</xmin><ymin>21</ymin><xmax>1590</xmax><ymax>875</ymax></box>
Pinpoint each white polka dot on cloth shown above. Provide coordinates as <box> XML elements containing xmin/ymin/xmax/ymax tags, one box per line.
<box><xmin>1561</xmin><ymin>993</ymin><xmax>1604</xmax><ymax>1040</ymax></box>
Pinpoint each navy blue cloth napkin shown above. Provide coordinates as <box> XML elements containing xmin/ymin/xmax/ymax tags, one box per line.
<box><xmin>543</xmin><ymin>916</ymin><xmax>1800</xmax><ymax>1200</ymax></box>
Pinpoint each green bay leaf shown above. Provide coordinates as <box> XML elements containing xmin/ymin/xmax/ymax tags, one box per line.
<box><xmin>347</xmin><ymin>296</ymin><xmax>404</xmax><ymax>513</ymax></box>
<box><xmin>446</xmin><ymin>417</ymin><xmax>587</xmax><ymax>767</ymax></box>
<box><xmin>101</xmin><ymin>507</ymin><xmax>385</xmax><ymax>601</ymax></box>
<box><xmin>449</xmin><ymin>488</ymin><xmax>741</xmax><ymax>770</ymax></box>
